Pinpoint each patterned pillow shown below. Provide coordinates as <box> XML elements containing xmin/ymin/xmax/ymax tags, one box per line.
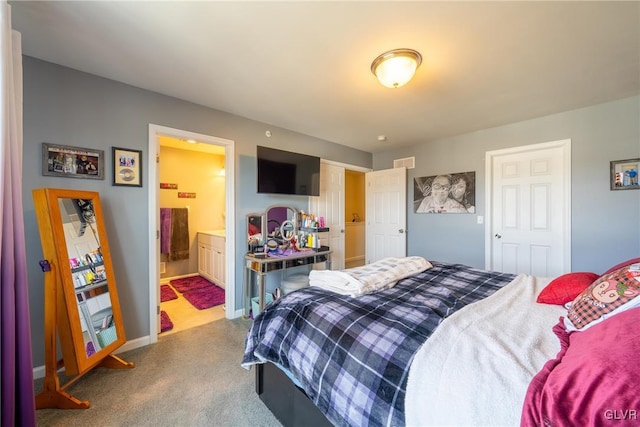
<box><xmin>564</xmin><ymin>263</ymin><xmax>640</xmax><ymax>331</ymax></box>
<box><xmin>536</xmin><ymin>272</ymin><xmax>599</xmax><ymax>305</ymax></box>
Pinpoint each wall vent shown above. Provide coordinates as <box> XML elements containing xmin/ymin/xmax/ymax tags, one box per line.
<box><xmin>394</xmin><ymin>157</ymin><xmax>415</xmax><ymax>169</ymax></box>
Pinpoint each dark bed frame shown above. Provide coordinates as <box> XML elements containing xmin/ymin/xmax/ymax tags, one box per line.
<box><xmin>256</xmin><ymin>362</ymin><xmax>333</xmax><ymax>427</ymax></box>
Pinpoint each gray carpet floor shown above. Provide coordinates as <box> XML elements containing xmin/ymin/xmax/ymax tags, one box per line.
<box><xmin>34</xmin><ymin>318</ymin><xmax>282</xmax><ymax>426</ymax></box>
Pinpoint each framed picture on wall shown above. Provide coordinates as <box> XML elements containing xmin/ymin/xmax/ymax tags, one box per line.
<box><xmin>112</xmin><ymin>147</ymin><xmax>142</xmax><ymax>187</ymax></box>
<box><xmin>42</xmin><ymin>142</ymin><xmax>104</xmax><ymax>180</ymax></box>
<box><xmin>414</xmin><ymin>171</ymin><xmax>476</xmax><ymax>213</ymax></box>
<box><xmin>610</xmin><ymin>158</ymin><xmax>639</xmax><ymax>190</ymax></box>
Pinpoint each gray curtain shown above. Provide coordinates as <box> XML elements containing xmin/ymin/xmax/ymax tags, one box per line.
<box><xmin>0</xmin><ymin>3</ymin><xmax>36</xmax><ymax>425</ymax></box>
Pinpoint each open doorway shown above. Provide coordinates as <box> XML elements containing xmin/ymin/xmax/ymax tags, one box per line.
<box><xmin>157</xmin><ymin>136</ymin><xmax>225</xmax><ymax>336</ymax></box>
<box><xmin>345</xmin><ymin>169</ymin><xmax>366</xmax><ymax>269</ymax></box>
<box><xmin>147</xmin><ymin>124</ymin><xmax>235</xmax><ymax>344</ymax></box>
<box><xmin>312</xmin><ymin>160</ymin><xmax>370</xmax><ymax>270</ymax></box>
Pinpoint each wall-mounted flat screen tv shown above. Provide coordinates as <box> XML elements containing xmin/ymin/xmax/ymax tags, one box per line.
<box><xmin>257</xmin><ymin>146</ymin><xmax>320</xmax><ymax>196</ymax></box>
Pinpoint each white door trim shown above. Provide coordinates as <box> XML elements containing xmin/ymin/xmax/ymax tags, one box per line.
<box><xmin>485</xmin><ymin>139</ymin><xmax>571</xmax><ymax>273</ymax></box>
<box><xmin>322</xmin><ymin>158</ymin><xmax>372</xmax><ymax>174</ymax></box>
<box><xmin>147</xmin><ymin>124</ymin><xmax>236</xmax><ymax>344</ymax></box>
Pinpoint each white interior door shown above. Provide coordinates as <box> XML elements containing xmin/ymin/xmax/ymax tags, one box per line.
<box><xmin>310</xmin><ymin>162</ymin><xmax>345</xmax><ymax>270</ymax></box>
<box><xmin>485</xmin><ymin>139</ymin><xmax>571</xmax><ymax>277</ymax></box>
<box><xmin>365</xmin><ymin>167</ymin><xmax>407</xmax><ymax>263</ymax></box>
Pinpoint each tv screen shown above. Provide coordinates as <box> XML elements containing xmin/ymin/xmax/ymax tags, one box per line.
<box><xmin>257</xmin><ymin>146</ymin><xmax>320</xmax><ymax>196</ymax></box>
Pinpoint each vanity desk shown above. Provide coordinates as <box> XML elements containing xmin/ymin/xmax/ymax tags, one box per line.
<box><xmin>244</xmin><ymin>204</ymin><xmax>331</xmax><ymax>318</ymax></box>
<box><xmin>243</xmin><ymin>248</ymin><xmax>331</xmax><ymax>318</ymax></box>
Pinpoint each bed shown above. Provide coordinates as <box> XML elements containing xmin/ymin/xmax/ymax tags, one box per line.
<box><xmin>242</xmin><ymin>257</ymin><xmax>640</xmax><ymax>426</ymax></box>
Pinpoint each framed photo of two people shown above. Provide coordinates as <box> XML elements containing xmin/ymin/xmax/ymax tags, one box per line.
<box><xmin>414</xmin><ymin>171</ymin><xmax>475</xmax><ymax>213</ymax></box>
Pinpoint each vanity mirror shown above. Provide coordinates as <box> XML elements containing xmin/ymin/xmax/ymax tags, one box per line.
<box><xmin>33</xmin><ymin>188</ymin><xmax>133</xmax><ymax>409</ymax></box>
<box><xmin>265</xmin><ymin>205</ymin><xmax>297</xmax><ymax>244</ymax></box>
<box><xmin>247</xmin><ymin>213</ymin><xmax>264</xmax><ymax>252</ymax></box>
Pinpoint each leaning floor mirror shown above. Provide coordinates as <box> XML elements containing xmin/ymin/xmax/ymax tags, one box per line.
<box><xmin>33</xmin><ymin>188</ymin><xmax>133</xmax><ymax>409</ymax></box>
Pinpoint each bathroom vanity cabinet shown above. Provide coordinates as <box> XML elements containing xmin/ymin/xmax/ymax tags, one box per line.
<box><xmin>198</xmin><ymin>230</ymin><xmax>225</xmax><ymax>288</ymax></box>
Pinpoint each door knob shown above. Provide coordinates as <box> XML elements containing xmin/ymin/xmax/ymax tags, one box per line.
<box><xmin>495</xmin><ymin>233</ymin><xmax>502</xmax><ymax>239</ymax></box>
<box><xmin>399</xmin><ymin>229</ymin><xmax>405</xmax><ymax>234</ymax></box>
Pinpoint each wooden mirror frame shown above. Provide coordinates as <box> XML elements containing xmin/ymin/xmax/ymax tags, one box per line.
<box><xmin>33</xmin><ymin>188</ymin><xmax>133</xmax><ymax>409</ymax></box>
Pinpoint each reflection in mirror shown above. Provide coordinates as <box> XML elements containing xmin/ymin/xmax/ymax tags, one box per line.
<box><xmin>265</xmin><ymin>206</ymin><xmax>296</xmax><ymax>243</ymax></box>
<box><xmin>247</xmin><ymin>213</ymin><xmax>264</xmax><ymax>252</ymax></box>
<box><xmin>59</xmin><ymin>198</ymin><xmax>116</xmax><ymax>356</ymax></box>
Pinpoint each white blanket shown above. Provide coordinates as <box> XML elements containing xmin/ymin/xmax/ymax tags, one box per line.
<box><xmin>405</xmin><ymin>274</ymin><xmax>565</xmax><ymax>426</ymax></box>
<box><xmin>309</xmin><ymin>256</ymin><xmax>432</xmax><ymax>297</ymax></box>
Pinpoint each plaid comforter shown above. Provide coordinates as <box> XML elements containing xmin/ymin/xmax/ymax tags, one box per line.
<box><xmin>242</xmin><ymin>262</ymin><xmax>516</xmax><ymax>427</ymax></box>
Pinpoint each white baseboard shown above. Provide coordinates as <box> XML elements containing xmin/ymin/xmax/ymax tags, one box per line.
<box><xmin>32</xmin><ymin>307</ymin><xmax>243</xmax><ymax>380</ymax></box>
<box><xmin>32</xmin><ymin>335</ymin><xmax>152</xmax><ymax>380</ymax></box>
<box><xmin>33</xmin><ymin>365</ymin><xmax>46</xmax><ymax>380</ymax></box>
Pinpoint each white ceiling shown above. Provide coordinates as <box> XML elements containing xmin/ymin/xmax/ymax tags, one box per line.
<box><xmin>10</xmin><ymin>1</ymin><xmax>640</xmax><ymax>154</ymax></box>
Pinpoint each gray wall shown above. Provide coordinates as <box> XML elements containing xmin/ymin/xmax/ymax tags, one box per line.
<box><xmin>21</xmin><ymin>55</ymin><xmax>640</xmax><ymax>369</ymax></box>
<box><xmin>22</xmin><ymin>57</ymin><xmax>372</xmax><ymax>367</ymax></box>
<box><xmin>373</xmin><ymin>96</ymin><xmax>640</xmax><ymax>272</ymax></box>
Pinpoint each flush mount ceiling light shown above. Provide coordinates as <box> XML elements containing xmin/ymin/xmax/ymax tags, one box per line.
<box><xmin>371</xmin><ymin>48</ymin><xmax>422</xmax><ymax>89</ymax></box>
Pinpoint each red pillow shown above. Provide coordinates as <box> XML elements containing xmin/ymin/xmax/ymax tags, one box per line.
<box><xmin>536</xmin><ymin>272</ymin><xmax>599</xmax><ymax>305</ymax></box>
<box><xmin>602</xmin><ymin>257</ymin><xmax>640</xmax><ymax>275</ymax></box>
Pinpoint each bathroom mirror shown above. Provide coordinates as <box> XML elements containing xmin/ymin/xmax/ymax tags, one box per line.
<box><xmin>265</xmin><ymin>205</ymin><xmax>297</xmax><ymax>244</ymax></box>
<box><xmin>33</xmin><ymin>188</ymin><xmax>131</xmax><ymax>408</ymax></box>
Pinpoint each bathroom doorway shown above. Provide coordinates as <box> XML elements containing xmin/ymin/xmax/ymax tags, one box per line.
<box><xmin>147</xmin><ymin>124</ymin><xmax>235</xmax><ymax>344</ymax></box>
<box><xmin>157</xmin><ymin>136</ymin><xmax>226</xmax><ymax>335</ymax></box>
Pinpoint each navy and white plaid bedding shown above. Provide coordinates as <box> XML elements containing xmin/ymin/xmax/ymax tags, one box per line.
<box><xmin>242</xmin><ymin>262</ymin><xmax>516</xmax><ymax>427</ymax></box>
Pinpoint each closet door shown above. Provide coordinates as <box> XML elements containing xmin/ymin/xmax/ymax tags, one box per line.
<box><xmin>365</xmin><ymin>168</ymin><xmax>407</xmax><ymax>263</ymax></box>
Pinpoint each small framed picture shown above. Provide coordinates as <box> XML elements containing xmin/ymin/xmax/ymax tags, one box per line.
<box><xmin>610</xmin><ymin>158</ymin><xmax>640</xmax><ymax>190</ymax></box>
<box><xmin>42</xmin><ymin>143</ymin><xmax>104</xmax><ymax>180</ymax></box>
<box><xmin>112</xmin><ymin>147</ymin><xmax>142</xmax><ymax>187</ymax></box>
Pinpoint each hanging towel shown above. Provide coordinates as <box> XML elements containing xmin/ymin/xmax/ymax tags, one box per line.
<box><xmin>169</xmin><ymin>208</ymin><xmax>190</xmax><ymax>261</ymax></box>
<box><xmin>160</xmin><ymin>208</ymin><xmax>172</xmax><ymax>254</ymax></box>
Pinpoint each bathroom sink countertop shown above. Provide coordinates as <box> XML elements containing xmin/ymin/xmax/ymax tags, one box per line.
<box><xmin>199</xmin><ymin>229</ymin><xmax>225</xmax><ymax>237</ymax></box>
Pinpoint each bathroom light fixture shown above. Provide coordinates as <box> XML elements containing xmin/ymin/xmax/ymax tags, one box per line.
<box><xmin>371</xmin><ymin>48</ymin><xmax>422</xmax><ymax>88</ymax></box>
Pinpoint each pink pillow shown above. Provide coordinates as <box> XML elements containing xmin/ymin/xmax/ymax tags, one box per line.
<box><xmin>565</xmin><ymin>264</ymin><xmax>640</xmax><ymax>331</ymax></box>
<box><xmin>521</xmin><ymin>307</ymin><xmax>640</xmax><ymax>427</ymax></box>
<box><xmin>602</xmin><ymin>257</ymin><xmax>640</xmax><ymax>275</ymax></box>
<box><xmin>536</xmin><ymin>272</ymin><xmax>599</xmax><ymax>305</ymax></box>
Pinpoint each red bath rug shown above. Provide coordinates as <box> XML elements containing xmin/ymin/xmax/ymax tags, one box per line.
<box><xmin>182</xmin><ymin>285</ymin><xmax>225</xmax><ymax>310</ymax></box>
